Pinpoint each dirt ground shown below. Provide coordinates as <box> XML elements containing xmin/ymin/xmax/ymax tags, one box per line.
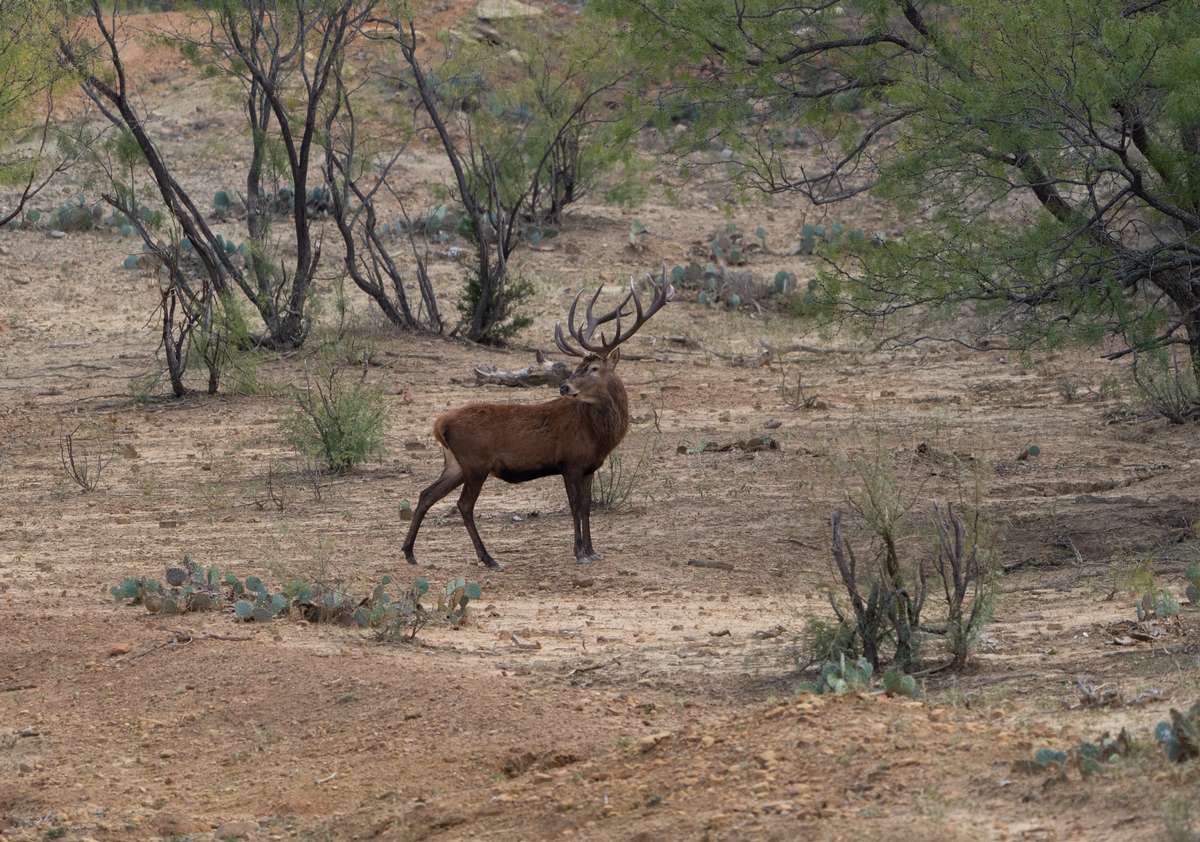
<box><xmin>3</xmin><ymin>7</ymin><xmax>1200</xmax><ymax>842</ymax></box>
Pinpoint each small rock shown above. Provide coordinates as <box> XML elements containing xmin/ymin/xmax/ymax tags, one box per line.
<box><xmin>476</xmin><ymin>0</ymin><xmax>542</xmax><ymax>19</ymax></box>
<box><xmin>404</xmin><ymin>440</ymin><xmax>426</xmax><ymax>451</ymax></box>
<box><xmin>763</xmin><ymin>419</ymin><xmax>782</xmax><ymax>429</ymax></box>
<box><xmin>572</xmin><ymin>578</ymin><xmax>594</xmax><ymax>589</ymax></box>
<box><xmin>637</xmin><ymin>732</ymin><xmax>672</xmax><ymax>753</ymax></box>
<box><xmin>49</xmin><ymin>230</ymin><xmax>66</xmax><ymax>239</ymax></box>
<box><xmin>215</xmin><ymin>820</ymin><xmax>259</xmax><ymax>840</ymax></box>
<box><xmin>109</xmin><ymin>642</ymin><xmax>133</xmax><ymax>657</ymax></box>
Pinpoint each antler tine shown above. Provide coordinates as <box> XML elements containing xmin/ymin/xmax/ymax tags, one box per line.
<box><xmin>554</xmin><ymin>290</ymin><xmax>589</xmax><ymax>358</ymax></box>
<box><xmin>554</xmin><ymin>322</ymin><xmax>584</xmax><ymax>358</ymax></box>
<box><xmin>556</xmin><ymin>279</ymin><xmax>671</xmax><ymax>359</ymax></box>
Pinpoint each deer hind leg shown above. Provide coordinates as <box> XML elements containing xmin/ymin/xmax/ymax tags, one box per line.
<box><xmin>402</xmin><ymin>448</ymin><xmax>464</xmax><ymax>565</ymax></box>
<box><xmin>457</xmin><ymin>472</ymin><xmax>499</xmax><ymax>569</ymax></box>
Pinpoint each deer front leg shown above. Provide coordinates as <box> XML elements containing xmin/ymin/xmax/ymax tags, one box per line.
<box><xmin>580</xmin><ymin>472</ymin><xmax>600</xmax><ymax>562</ymax></box>
<box><xmin>563</xmin><ymin>472</ymin><xmax>587</xmax><ymax>562</ymax></box>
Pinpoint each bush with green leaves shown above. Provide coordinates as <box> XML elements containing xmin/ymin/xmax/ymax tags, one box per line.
<box><xmin>456</xmin><ymin>268</ymin><xmax>535</xmax><ymax>344</ymax></box>
<box><xmin>1187</xmin><ymin>563</ymin><xmax>1200</xmax><ymax>606</ymax></box>
<box><xmin>188</xmin><ymin>291</ymin><xmax>263</xmax><ymax>396</ymax></box>
<box><xmin>1130</xmin><ymin>350</ymin><xmax>1200</xmax><ymax>424</ymax></box>
<box><xmin>283</xmin><ymin>362</ymin><xmax>387</xmax><ymax>473</ymax></box>
<box><xmin>1122</xmin><ymin>560</ymin><xmax>1181</xmax><ymax>621</ymax></box>
<box><xmin>602</xmin><ymin>0</ymin><xmax>1200</xmax><ymax>389</ymax></box>
<box><xmin>819</xmin><ymin>448</ymin><xmax>997</xmax><ymax>676</ymax></box>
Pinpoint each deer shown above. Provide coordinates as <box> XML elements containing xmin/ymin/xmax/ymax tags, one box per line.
<box><xmin>401</xmin><ymin>276</ymin><xmax>673</xmax><ymax>569</ymax></box>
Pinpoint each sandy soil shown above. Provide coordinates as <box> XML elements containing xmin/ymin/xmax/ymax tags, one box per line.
<box><xmin>3</xmin><ymin>6</ymin><xmax>1200</xmax><ymax>842</ymax></box>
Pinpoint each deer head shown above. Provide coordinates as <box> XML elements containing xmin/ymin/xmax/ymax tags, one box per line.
<box><xmin>555</xmin><ymin>274</ymin><xmax>673</xmax><ymax>401</ymax></box>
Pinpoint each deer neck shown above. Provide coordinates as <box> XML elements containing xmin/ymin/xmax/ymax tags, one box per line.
<box><xmin>583</xmin><ymin>375</ymin><xmax>629</xmax><ymax>454</ymax></box>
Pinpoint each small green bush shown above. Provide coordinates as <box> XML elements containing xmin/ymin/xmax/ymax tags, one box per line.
<box><xmin>283</xmin><ymin>364</ymin><xmax>387</xmax><ymax>473</ymax></box>
<box><xmin>457</xmin><ymin>269</ymin><xmax>534</xmax><ymax>344</ymax></box>
<box><xmin>1130</xmin><ymin>351</ymin><xmax>1200</xmax><ymax>424</ymax></box>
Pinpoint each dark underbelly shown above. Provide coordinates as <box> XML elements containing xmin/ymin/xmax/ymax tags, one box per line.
<box><xmin>494</xmin><ymin>464</ymin><xmax>561</xmax><ymax>484</ymax></box>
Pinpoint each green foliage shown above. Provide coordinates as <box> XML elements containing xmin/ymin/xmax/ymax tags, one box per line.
<box><xmin>111</xmin><ymin>556</ymin><xmax>226</xmax><ymax>615</ymax></box>
<box><xmin>189</xmin><ymin>291</ymin><xmax>263</xmax><ymax>396</ymax></box>
<box><xmin>800</xmin><ymin>616</ymin><xmax>857</xmax><ymax>667</ymax></box>
<box><xmin>357</xmin><ymin>576</ymin><xmax>482</xmax><ymax>640</ymax></box>
<box><xmin>361</xmin><ymin>577</ymin><xmax>432</xmax><ymax>642</ymax></box>
<box><xmin>1024</xmin><ymin>731</ymin><xmax>1131</xmax><ymax>778</ymax></box>
<box><xmin>810</xmin><ymin>655</ymin><xmax>872</xmax><ymax>695</ymax></box>
<box><xmin>1130</xmin><ymin>350</ymin><xmax>1200</xmax><ymax>424</ymax></box>
<box><xmin>113</xmin><ymin>561</ymin><xmax>477</xmax><ymax>640</ymax></box>
<box><xmin>1123</xmin><ymin>560</ymin><xmax>1181</xmax><ymax>621</ymax></box>
<box><xmin>1186</xmin><ymin>562</ymin><xmax>1200</xmax><ymax>606</ymax></box>
<box><xmin>283</xmin><ymin>362</ymin><xmax>387</xmax><ymax>473</ymax></box>
<box><xmin>456</xmin><ymin>269</ymin><xmax>535</xmax><ymax>344</ymax></box>
<box><xmin>436</xmin><ymin>19</ymin><xmax>646</xmax><ymax>224</ymax></box>
<box><xmin>881</xmin><ymin>667</ymin><xmax>919</xmax><ymax>699</ymax></box>
<box><xmin>0</xmin><ymin>0</ymin><xmax>68</xmax><ymax>211</ymax></box>
<box><xmin>599</xmin><ymin>0</ymin><xmax>1200</xmax><ymax>370</ymax></box>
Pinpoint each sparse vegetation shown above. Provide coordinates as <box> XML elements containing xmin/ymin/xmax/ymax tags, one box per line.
<box><xmin>111</xmin><ymin>559</ymin><xmax>479</xmax><ymax>640</ymax></box>
<box><xmin>815</xmin><ymin>447</ymin><xmax>997</xmax><ymax>676</ymax></box>
<box><xmin>10</xmin><ymin>2</ymin><xmax>1200</xmax><ymax>837</ymax></box>
<box><xmin>283</xmin><ymin>361</ymin><xmax>387</xmax><ymax>473</ymax></box>
<box><xmin>58</xmin><ymin>426</ymin><xmax>110</xmax><ymax>493</ymax></box>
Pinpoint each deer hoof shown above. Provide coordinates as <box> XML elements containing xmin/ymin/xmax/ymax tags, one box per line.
<box><xmin>575</xmin><ymin>554</ymin><xmax>597</xmax><ymax>565</ymax></box>
<box><xmin>403</xmin><ymin>551</ymin><xmax>418</xmax><ymax>565</ymax></box>
<box><xmin>482</xmin><ymin>556</ymin><xmax>501</xmax><ymax>570</ymax></box>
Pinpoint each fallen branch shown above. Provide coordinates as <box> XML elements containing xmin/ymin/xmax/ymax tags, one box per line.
<box><xmin>115</xmin><ymin>628</ymin><xmax>253</xmax><ymax>664</ymax></box>
<box><xmin>566</xmin><ymin>658</ymin><xmax>619</xmax><ymax>678</ymax></box>
<box><xmin>1</xmin><ymin>684</ymin><xmax>36</xmax><ymax>693</ymax></box>
<box><xmin>687</xmin><ymin>559</ymin><xmax>734</xmax><ymax>571</ymax></box>
<box><xmin>474</xmin><ymin>351</ymin><xmax>570</xmax><ymax>387</ymax></box>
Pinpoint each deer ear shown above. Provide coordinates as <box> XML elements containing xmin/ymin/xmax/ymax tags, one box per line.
<box><xmin>609</xmin><ymin>348</ymin><xmax>621</xmax><ymax>367</ymax></box>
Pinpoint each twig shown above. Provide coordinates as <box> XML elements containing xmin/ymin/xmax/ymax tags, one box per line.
<box><xmin>687</xmin><ymin>559</ymin><xmax>735</xmax><ymax>571</ymax></box>
<box><xmin>1</xmin><ymin>684</ymin><xmax>36</xmax><ymax>693</ymax></box>
<box><xmin>116</xmin><ymin>629</ymin><xmax>252</xmax><ymax>664</ymax></box>
<box><xmin>566</xmin><ymin>659</ymin><xmax>619</xmax><ymax>677</ymax></box>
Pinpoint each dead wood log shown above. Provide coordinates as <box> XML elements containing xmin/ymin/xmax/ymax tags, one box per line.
<box><xmin>474</xmin><ymin>351</ymin><xmax>571</xmax><ymax>387</ymax></box>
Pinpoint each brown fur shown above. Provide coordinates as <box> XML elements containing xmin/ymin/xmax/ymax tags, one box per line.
<box><xmin>402</xmin><ymin>355</ymin><xmax>629</xmax><ymax>568</ymax></box>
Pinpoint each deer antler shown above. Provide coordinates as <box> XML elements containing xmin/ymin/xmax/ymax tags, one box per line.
<box><xmin>554</xmin><ymin>272</ymin><xmax>674</xmax><ymax>358</ymax></box>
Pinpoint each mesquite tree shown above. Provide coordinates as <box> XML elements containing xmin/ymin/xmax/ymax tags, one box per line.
<box><xmin>0</xmin><ymin>0</ymin><xmax>87</xmax><ymax>226</ymax></box>
<box><xmin>176</xmin><ymin>0</ymin><xmax>372</xmax><ymax>348</ymax></box>
<box><xmin>61</xmin><ymin>0</ymin><xmax>365</xmax><ymax>350</ymax></box>
<box><xmin>322</xmin><ymin>56</ymin><xmax>443</xmax><ymax>332</ymax></box>
<box><xmin>604</xmin><ymin>0</ymin><xmax>1200</xmax><ymax>391</ymax></box>
<box><xmin>378</xmin><ymin>14</ymin><xmax>638</xmax><ymax>342</ymax></box>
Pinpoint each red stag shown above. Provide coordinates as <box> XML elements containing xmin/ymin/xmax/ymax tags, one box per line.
<box><xmin>402</xmin><ymin>276</ymin><xmax>673</xmax><ymax>568</ymax></box>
